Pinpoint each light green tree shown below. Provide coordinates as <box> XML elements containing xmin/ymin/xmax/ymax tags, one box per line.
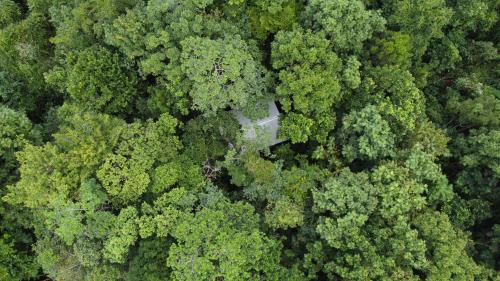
<box><xmin>272</xmin><ymin>29</ymin><xmax>341</xmax><ymax>142</ymax></box>
<box><xmin>167</xmin><ymin>191</ymin><xmax>290</xmax><ymax>280</ymax></box>
<box><xmin>180</xmin><ymin>35</ymin><xmax>267</xmax><ymax>115</ymax></box>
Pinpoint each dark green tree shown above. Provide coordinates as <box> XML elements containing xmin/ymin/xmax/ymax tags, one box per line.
<box><xmin>46</xmin><ymin>46</ymin><xmax>138</xmax><ymax>114</ymax></box>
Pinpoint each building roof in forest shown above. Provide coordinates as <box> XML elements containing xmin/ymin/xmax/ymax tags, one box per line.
<box><xmin>232</xmin><ymin>101</ymin><xmax>285</xmax><ymax>146</ymax></box>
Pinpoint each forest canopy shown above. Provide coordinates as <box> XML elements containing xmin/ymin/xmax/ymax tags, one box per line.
<box><xmin>0</xmin><ymin>0</ymin><xmax>499</xmax><ymax>280</ymax></box>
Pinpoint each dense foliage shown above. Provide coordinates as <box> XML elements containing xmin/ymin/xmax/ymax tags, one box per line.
<box><xmin>0</xmin><ymin>0</ymin><xmax>499</xmax><ymax>280</ymax></box>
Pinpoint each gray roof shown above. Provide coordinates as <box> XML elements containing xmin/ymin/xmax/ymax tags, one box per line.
<box><xmin>232</xmin><ymin>101</ymin><xmax>285</xmax><ymax>146</ymax></box>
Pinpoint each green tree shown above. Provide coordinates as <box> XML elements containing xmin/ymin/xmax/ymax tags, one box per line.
<box><xmin>303</xmin><ymin>0</ymin><xmax>385</xmax><ymax>53</ymax></box>
<box><xmin>4</xmin><ymin>107</ymin><xmax>190</xmax><ymax>280</ymax></box>
<box><xmin>48</xmin><ymin>0</ymin><xmax>138</xmax><ymax>53</ymax></box>
<box><xmin>97</xmin><ymin>113</ymin><xmax>182</xmax><ymax>205</ymax></box>
<box><xmin>453</xmin><ymin>129</ymin><xmax>499</xmax><ymax>204</ymax></box>
<box><xmin>405</xmin><ymin>120</ymin><xmax>450</xmax><ymax>159</ymax></box>
<box><xmin>46</xmin><ymin>46</ymin><xmax>138</xmax><ymax>114</ymax></box>
<box><xmin>0</xmin><ymin>106</ymin><xmax>40</xmax><ymax>185</ymax></box>
<box><xmin>181</xmin><ymin>111</ymin><xmax>240</xmax><ymax>163</ymax></box>
<box><xmin>359</xmin><ymin>66</ymin><xmax>425</xmax><ymax>136</ymax></box>
<box><xmin>370</xmin><ymin>31</ymin><xmax>413</xmax><ymax>69</ymax></box>
<box><xmin>104</xmin><ymin>0</ymin><xmax>249</xmax><ymax>116</ymax></box>
<box><xmin>4</xmin><ymin>105</ymin><xmax>126</xmax><ymax>208</ymax></box>
<box><xmin>272</xmin><ymin>29</ymin><xmax>341</xmax><ymax>142</ymax></box>
<box><xmin>0</xmin><ymin>0</ymin><xmax>21</xmax><ymax>28</ymax></box>
<box><xmin>450</xmin><ymin>0</ymin><xmax>498</xmax><ymax>33</ymax></box>
<box><xmin>223</xmin><ymin>151</ymin><xmax>319</xmax><ymax>231</ymax></box>
<box><xmin>247</xmin><ymin>0</ymin><xmax>299</xmax><ymax>39</ymax></box>
<box><xmin>404</xmin><ymin>145</ymin><xmax>454</xmax><ymax>205</ymax></box>
<box><xmin>413</xmin><ymin>211</ymin><xmax>481</xmax><ymax>280</ymax></box>
<box><xmin>279</xmin><ymin>113</ymin><xmax>314</xmax><ymax>144</ymax></box>
<box><xmin>339</xmin><ymin>105</ymin><xmax>395</xmax><ymax>162</ymax></box>
<box><xmin>309</xmin><ymin>165</ymin><xmax>480</xmax><ymax>280</ymax></box>
<box><xmin>0</xmin><ymin>12</ymin><xmax>55</xmax><ymax>113</ymax></box>
<box><xmin>0</xmin><ymin>234</ymin><xmax>39</xmax><ymax>281</ymax></box>
<box><xmin>125</xmin><ymin>239</ymin><xmax>171</xmax><ymax>281</ymax></box>
<box><xmin>0</xmin><ymin>107</ymin><xmax>40</xmax><ymax>281</ymax></box>
<box><xmin>310</xmin><ymin>167</ymin><xmax>426</xmax><ymax>280</ymax></box>
<box><xmin>385</xmin><ymin>0</ymin><xmax>452</xmax><ymax>58</ymax></box>
<box><xmin>167</xmin><ymin>190</ymin><xmax>289</xmax><ymax>280</ymax></box>
<box><xmin>446</xmin><ymin>85</ymin><xmax>500</xmax><ymax>128</ymax></box>
<box><xmin>32</xmin><ymin>179</ymin><xmax>115</xmax><ymax>280</ymax></box>
<box><xmin>342</xmin><ymin>56</ymin><xmax>362</xmax><ymax>89</ymax></box>
<box><xmin>103</xmin><ymin>206</ymin><xmax>139</xmax><ymax>263</ymax></box>
<box><xmin>0</xmin><ymin>71</ymin><xmax>23</xmax><ymax>109</ymax></box>
<box><xmin>180</xmin><ymin>35</ymin><xmax>267</xmax><ymax>115</ymax></box>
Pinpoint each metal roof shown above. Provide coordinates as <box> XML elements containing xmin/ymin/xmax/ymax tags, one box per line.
<box><xmin>232</xmin><ymin>101</ymin><xmax>285</xmax><ymax>146</ymax></box>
